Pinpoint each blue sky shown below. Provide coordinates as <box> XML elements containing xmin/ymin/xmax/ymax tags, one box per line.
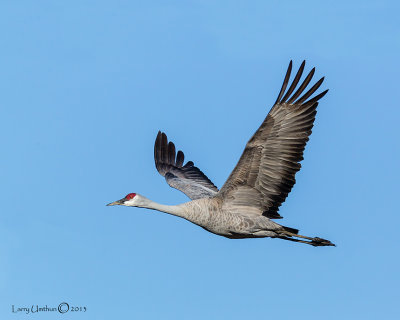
<box><xmin>0</xmin><ymin>1</ymin><xmax>399</xmax><ymax>319</ymax></box>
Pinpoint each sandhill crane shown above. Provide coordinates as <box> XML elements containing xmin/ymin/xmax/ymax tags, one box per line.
<box><xmin>107</xmin><ymin>61</ymin><xmax>334</xmax><ymax>247</ymax></box>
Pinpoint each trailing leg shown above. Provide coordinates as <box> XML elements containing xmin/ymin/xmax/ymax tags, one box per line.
<box><xmin>278</xmin><ymin>231</ymin><xmax>335</xmax><ymax>247</ymax></box>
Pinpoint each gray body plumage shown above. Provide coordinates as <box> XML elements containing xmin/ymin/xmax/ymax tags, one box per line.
<box><xmin>177</xmin><ymin>198</ymin><xmax>280</xmax><ymax>239</ymax></box>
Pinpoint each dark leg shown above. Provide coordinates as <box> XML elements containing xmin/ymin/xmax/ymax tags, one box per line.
<box><xmin>278</xmin><ymin>232</ymin><xmax>335</xmax><ymax>247</ymax></box>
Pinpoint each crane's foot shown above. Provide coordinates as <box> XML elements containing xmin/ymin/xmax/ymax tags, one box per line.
<box><xmin>310</xmin><ymin>237</ymin><xmax>335</xmax><ymax>247</ymax></box>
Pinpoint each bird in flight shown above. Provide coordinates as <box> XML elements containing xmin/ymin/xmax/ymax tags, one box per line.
<box><xmin>107</xmin><ymin>61</ymin><xmax>334</xmax><ymax>247</ymax></box>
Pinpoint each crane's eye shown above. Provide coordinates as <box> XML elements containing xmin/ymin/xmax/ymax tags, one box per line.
<box><xmin>125</xmin><ymin>193</ymin><xmax>136</xmax><ymax>200</ymax></box>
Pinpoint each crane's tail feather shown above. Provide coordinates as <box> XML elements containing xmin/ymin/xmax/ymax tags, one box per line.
<box><xmin>282</xmin><ymin>226</ymin><xmax>299</xmax><ymax>234</ymax></box>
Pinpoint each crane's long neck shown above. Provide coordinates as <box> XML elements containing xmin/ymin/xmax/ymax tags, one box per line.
<box><xmin>135</xmin><ymin>196</ymin><xmax>187</xmax><ymax>219</ymax></box>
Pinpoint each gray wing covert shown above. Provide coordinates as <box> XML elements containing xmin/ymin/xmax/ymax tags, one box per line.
<box><xmin>154</xmin><ymin>131</ymin><xmax>219</xmax><ymax>200</ymax></box>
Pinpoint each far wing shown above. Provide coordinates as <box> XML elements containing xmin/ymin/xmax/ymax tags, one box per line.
<box><xmin>154</xmin><ymin>131</ymin><xmax>219</xmax><ymax>200</ymax></box>
<box><xmin>217</xmin><ymin>61</ymin><xmax>328</xmax><ymax>219</ymax></box>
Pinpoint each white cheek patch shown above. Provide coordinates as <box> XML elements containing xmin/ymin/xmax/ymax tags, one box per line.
<box><xmin>124</xmin><ymin>198</ymin><xmax>137</xmax><ymax>206</ymax></box>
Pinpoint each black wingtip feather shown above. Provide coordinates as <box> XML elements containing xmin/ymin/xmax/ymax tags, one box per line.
<box><xmin>287</xmin><ymin>67</ymin><xmax>315</xmax><ymax>104</ymax></box>
<box><xmin>275</xmin><ymin>60</ymin><xmax>292</xmax><ymax>104</ymax></box>
<box><xmin>176</xmin><ymin>150</ymin><xmax>185</xmax><ymax>167</ymax></box>
<box><xmin>303</xmin><ymin>89</ymin><xmax>329</xmax><ymax>107</ymax></box>
<box><xmin>184</xmin><ymin>161</ymin><xmax>194</xmax><ymax>168</ymax></box>
<box><xmin>168</xmin><ymin>141</ymin><xmax>176</xmax><ymax>166</ymax></box>
<box><xmin>275</xmin><ymin>62</ymin><xmax>328</xmax><ymax>107</ymax></box>
<box><xmin>154</xmin><ymin>131</ymin><xmax>163</xmax><ymax>172</ymax></box>
<box><xmin>281</xmin><ymin>60</ymin><xmax>305</xmax><ymax>103</ymax></box>
<box><xmin>295</xmin><ymin>77</ymin><xmax>325</xmax><ymax>105</ymax></box>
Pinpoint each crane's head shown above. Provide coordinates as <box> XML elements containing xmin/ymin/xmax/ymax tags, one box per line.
<box><xmin>106</xmin><ymin>193</ymin><xmax>138</xmax><ymax>207</ymax></box>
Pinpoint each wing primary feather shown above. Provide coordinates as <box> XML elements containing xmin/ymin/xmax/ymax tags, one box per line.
<box><xmin>295</xmin><ymin>77</ymin><xmax>325</xmax><ymax>105</ymax></box>
<box><xmin>176</xmin><ymin>150</ymin><xmax>184</xmax><ymax>167</ymax></box>
<box><xmin>168</xmin><ymin>142</ymin><xmax>176</xmax><ymax>166</ymax></box>
<box><xmin>303</xmin><ymin>89</ymin><xmax>329</xmax><ymax>107</ymax></box>
<box><xmin>154</xmin><ymin>131</ymin><xmax>162</xmax><ymax>172</ymax></box>
<box><xmin>275</xmin><ymin>60</ymin><xmax>292</xmax><ymax>104</ymax></box>
<box><xmin>184</xmin><ymin>161</ymin><xmax>194</xmax><ymax>168</ymax></box>
<box><xmin>161</xmin><ymin>133</ymin><xmax>168</xmax><ymax>163</ymax></box>
<box><xmin>287</xmin><ymin>67</ymin><xmax>315</xmax><ymax>104</ymax></box>
<box><xmin>281</xmin><ymin>60</ymin><xmax>305</xmax><ymax>103</ymax></box>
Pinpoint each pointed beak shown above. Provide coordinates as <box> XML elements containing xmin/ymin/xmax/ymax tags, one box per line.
<box><xmin>106</xmin><ymin>199</ymin><xmax>124</xmax><ymax>206</ymax></box>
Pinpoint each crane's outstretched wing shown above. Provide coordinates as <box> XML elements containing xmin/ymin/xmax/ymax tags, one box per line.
<box><xmin>154</xmin><ymin>131</ymin><xmax>219</xmax><ymax>200</ymax></box>
<box><xmin>217</xmin><ymin>61</ymin><xmax>328</xmax><ymax>219</ymax></box>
